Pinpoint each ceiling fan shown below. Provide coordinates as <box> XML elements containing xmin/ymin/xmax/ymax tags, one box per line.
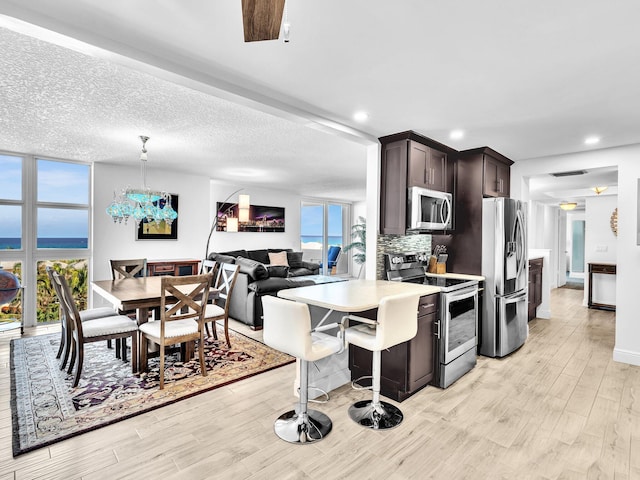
<box><xmin>241</xmin><ymin>0</ymin><xmax>287</xmax><ymax>42</ymax></box>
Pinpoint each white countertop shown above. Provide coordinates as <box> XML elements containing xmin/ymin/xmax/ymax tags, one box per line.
<box><xmin>278</xmin><ymin>279</ymin><xmax>440</xmax><ymax>312</ymax></box>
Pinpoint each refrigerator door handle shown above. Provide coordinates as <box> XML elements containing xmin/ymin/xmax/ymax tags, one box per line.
<box><xmin>514</xmin><ymin>209</ymin><xmax>527</xmax><ymax>284</ymax></box>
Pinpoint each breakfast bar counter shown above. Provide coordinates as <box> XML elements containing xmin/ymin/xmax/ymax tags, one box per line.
<box><xmin>278</xmin><ymin>280</ymin><xmax>440</xmax><ymax>395</ymax></box>
<box><xmin>278</xmin><ymin>279</ymin><xmax>440</xmax><ymax>311</ymax></box>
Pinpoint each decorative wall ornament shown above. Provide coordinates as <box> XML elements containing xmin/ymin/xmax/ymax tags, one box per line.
<box><xmin>136</xmin><ymin>195</ymin><xmax>179</xmax><ymax>240</ymax></box>
<box><xmin>610</xmin><ymin>208</ymin><xmax>618</xmax><ymax>236</ymax></box>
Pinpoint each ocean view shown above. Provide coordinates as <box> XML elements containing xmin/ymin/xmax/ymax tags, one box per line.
<box><xmin>0</xmin><ymin>238</ymin><xmax>88</xmax><ymax>249</ymax></box>
<box><xmin>300</xmin><ymin>236</ymin><xmax>343</xmax><ymax>247</ymax></box>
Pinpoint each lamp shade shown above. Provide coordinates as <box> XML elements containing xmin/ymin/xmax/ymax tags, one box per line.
<box><xmin>239</xmin><ymin>208</ymin><xmax>249</xmax><ymax>223</ymax></box>
<box><xmin>238</xmin><ymin>194</ymin><xmax>250</xmax><ymax>209</ymax></box>
<box><xmin>227</xmin><ymin>217</ymin><xmax>239</xmax><ymax>232</ymax></box>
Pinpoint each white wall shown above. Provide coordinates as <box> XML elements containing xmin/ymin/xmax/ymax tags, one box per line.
<box><xmin>93</xmin><ymin>163</ymin><xmax>210</xmax><ymax>283</ymax></box>
<box><xmin>511</xmin><ymin>143</ymin><xmax>640</xmax><ymax>366</ymax></box>
<box><xmin>584</xmin><ymin>195</ymin><xmax>618</xmax><ymax>307</ymax></box>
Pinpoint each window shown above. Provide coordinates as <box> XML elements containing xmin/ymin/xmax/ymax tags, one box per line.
<box><xmin>0</xmin><ymin>153</ymin><xmax>92</xmax><ymax>327</ymax></box>
<box><xmin>300</xmin><ymin>201</ymin><xmax>350</xmax><ymax>276</ymax></box>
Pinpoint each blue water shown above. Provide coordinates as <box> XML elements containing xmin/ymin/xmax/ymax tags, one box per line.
<box><xmin>0</xmin><ymin>237</ymin><xmax>88</xmax><ymax>249</ymax></box>
<box><xmin>300</xmin><ymin>236</ymin><xmax>343</xmax><ymax>247</ymax></box>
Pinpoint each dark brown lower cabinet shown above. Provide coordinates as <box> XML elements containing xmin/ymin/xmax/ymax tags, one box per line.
<box><xmin>348</xmin><ymin>294</ymin><xmax>437</xmax><ymax>402</ymax></box>
<box><xmin>528</xmin><ymin>258</ymin><xmax>543</xmax><ymax>321</ymax></box>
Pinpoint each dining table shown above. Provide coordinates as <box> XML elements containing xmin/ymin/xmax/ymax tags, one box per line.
<box><xmin>91</xmin><ymin>275</ymin><xmax>218</xmax><ymax>371</ymax></box>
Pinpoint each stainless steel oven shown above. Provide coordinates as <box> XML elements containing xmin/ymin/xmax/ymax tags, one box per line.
<box><xmin>441</xmin><ymin>286</ymin><xmax>478</xmax><ymax>364</ymax></box>
<box><xmin>424</xmin><ymin>275</ymin><xmax>479</xmax><ymax>389</ymax></box>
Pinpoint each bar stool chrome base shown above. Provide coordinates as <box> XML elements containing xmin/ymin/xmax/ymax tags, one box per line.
<box><xmin>348</xmin><ymin>400</ymin><xmax>404</xmax><ymax>430</ymax></box>
<box><xmin>274</xmin><ymin>409</ymin><xmax>333</xmax><ymax>444</ymax></box>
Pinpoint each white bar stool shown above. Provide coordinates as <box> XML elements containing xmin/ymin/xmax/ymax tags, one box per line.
<box><xmin>262</xmin><ymin>296</ymin><xmax>344</xmax><ymax>444</ymax></box>
<box><xmin>343</xmin><ymin>292</ymin><xmax>420</xmax><ymax>430</ymax></box>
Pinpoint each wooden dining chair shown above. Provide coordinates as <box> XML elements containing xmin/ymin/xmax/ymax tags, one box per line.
<box><xmin>138</xmin><ymin>273</ymin><xmax>214</xmax><ymax>389</ymax></box>
<box><xmin>110</xmin><ymin>258</ymin><xmax>148</xmax><ymax>279</ymax></box>
<box><xmin>203</xmin><ymin>263</ymin><xmax>239</xmax><ymax>347</ymax></box>
<box><xmin>51</xmin><ymin>269</ymin><xmax>139</xmax><ymax>387</ymax></box>
<box><xmin>109</xmin><ymin>258</ymin><xmax>149</xmax><ymax>356</ymax></box>
<box><xmin>201</xmin><ymin>259</ymin><xmax>217</xmax><ymax>276</ymax></box>
<box><xmin>46</xmin><ymin>266</ymin><xmax>116</xmax><ymax>371</ymax></box>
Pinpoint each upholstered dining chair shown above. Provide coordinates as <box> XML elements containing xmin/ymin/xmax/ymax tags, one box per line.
<box><xmin>138</xmin><ymin>273</ymin><xmax>214</xmax><ymax>389</ymax></box>
<box><xmin>50</xmin><ymin>269</ymin><xmax>139</xmax><ymax>387</ymax></box>
<box><xmin>203</xmin><ymin>262</ymin><xmax>239</xmax><ymax>347</ymax></box>
<box><xmin>46</xmin><ymin>266</ymin><xmax>116</xmax><ymax>371</ymax></box>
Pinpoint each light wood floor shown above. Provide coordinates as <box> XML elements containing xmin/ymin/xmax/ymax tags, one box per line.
<box><xmin>0</xmin><ymin>287</ymin><xmax>638</xmax><ymax>479</ymax></box>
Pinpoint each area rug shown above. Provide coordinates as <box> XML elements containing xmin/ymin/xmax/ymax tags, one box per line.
<box><xmin>10</xmin><ymin>329</ymin><xmax>293</xmax><ymax>456</ymax></box>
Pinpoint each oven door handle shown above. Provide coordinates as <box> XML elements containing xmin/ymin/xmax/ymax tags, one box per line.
<box><xmin>444</xmin><ymin>287</ymin><xmax>478</xmax><ymax>303</ymax></box>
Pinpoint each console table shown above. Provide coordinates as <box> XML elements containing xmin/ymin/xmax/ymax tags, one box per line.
<box><xmin>147</xmin><ymin>259</ymin><xmax>200</xmax><ymax>277</ymax></box>
<box><xmin>588</xmin><ymin>262</ymin><xmax>616</xmax><ymax>311</ymax></box>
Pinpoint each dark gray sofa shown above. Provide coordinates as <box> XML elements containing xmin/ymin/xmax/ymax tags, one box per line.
<box><xmin>208</xmin><ymin>248</ymin><xmax>333</xmax><ymax>329</ymax></box>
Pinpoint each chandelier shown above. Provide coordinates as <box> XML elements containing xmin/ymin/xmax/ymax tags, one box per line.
<box><xmin>105</xmin><ymin>136</ymin><xmax>177</xmax><ymax>227</ymax></box>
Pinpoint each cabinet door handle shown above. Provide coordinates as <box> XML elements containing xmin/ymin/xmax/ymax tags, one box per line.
<box><xmin>421</xmin><ymin>303</ymin><xmax>436</xmax><ymax>309</ymax></box>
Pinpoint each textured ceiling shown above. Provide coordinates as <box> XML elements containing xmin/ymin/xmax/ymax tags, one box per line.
<box><xmin>0</xmin><ymin>26</ymin><xmax>368</xmax><ymax>201</ymax></box>
<box><xmin>1</xmin><ymin>1</ymin><xmax>638</xmax><ymax>203</ymax></box>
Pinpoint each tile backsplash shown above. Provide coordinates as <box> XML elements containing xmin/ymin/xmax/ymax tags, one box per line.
<box><xmin>376</xmin><ymin>233</ymin><xmax>432</xmax><ymax>279</ymax></box>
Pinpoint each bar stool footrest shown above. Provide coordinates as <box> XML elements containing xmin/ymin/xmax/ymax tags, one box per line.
<box><xmin>348</xmin><ymin>399</ymin><xmax>404</xmax><ymax>430</ymax></box>
<box><xmin>274</xmin><ymin>409</ymin><xmax>333</xmax><ymax>444</ymax></box>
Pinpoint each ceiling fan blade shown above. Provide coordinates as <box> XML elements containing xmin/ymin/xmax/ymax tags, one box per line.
<box><xmin>241</xmin><ymin>0</ymin><xmax>286</xmax><ymax>42</ymax></box>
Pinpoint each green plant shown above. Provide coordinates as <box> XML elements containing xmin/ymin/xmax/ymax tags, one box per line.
<box><xmin>344</xmin><ymin>216</ymin><xmax>366</xmax><ymax>270</ymax></box>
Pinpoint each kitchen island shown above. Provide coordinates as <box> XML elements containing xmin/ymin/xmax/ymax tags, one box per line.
<box><xmin>278</xmin><ymin>280</ymin><xmax>440</xmax><ymax>396</ymax></box>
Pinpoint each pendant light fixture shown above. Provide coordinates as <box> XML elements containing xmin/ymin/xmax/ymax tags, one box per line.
<box><xmin>106</xmin><ymin>136</ymin><xmax>177</xmax><ymax>227</ymax></box>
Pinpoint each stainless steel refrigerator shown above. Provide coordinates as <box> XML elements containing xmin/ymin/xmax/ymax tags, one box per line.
<box><xmin>480</xmin><ymin>198</ymin><xmax>528</xmax><ymax>357</ymax></box>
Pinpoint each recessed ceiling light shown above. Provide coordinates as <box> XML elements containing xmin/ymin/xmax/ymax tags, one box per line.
<box><xmin>353</xmin><ymin>111</ymin><xmax>369</xmax><ymax>122</ymax></box>
<box><xmin>449</xmin><ymin>129</ymin><xmax>464</xmax><ymax>140</ymax></box>
<box><xmin>584</xmin><ymin>136</ymin><xmax>600</xmax><ymax>145</ymax></box>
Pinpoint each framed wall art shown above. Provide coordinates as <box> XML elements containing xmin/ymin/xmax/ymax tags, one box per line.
<box><xmin>216</xmin><ymin>202</ymin><xmax>285</xmax><ymax>232</ymax></box>
<box><xmin>136</xmin><ymin>194</ymin><xmax>179</xmax><ymax>240</ymax></box>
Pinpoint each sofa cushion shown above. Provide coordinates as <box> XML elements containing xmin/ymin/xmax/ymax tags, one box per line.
<box><xmin>235</xmin><ymin>257</ymin><xmax>269</xmax><ymax>281</ymax></box>
<box><xmin>248</xmin><ymin>277</ymin><xmax>315</xmax><ymax>294</ymax></box>
<box><xmin>209</xmin><ymin>253</ymin><xmax>236</xmax><ymax>265</ymax></box>
<box><xmin>266</xmin><ymin>265</ymin><xmax>290</xmax><ymax>278</ymax></box>
<box><xmin>247</xmin><ymin>249</ymin><xmax>270</xmax><ymax>264</ymax></box>
<box><xmin>286</xmin><ymin>251</ymin><xmax>304</xmax><ymax>268</ymax></box>
<box><xmin>268</xmin><ymin>251</ymin><xmax>289</xmax><ymax>266</ymax></box>
<box><xmin>221</xmin><ymin>249</ymin><xmax>248</xmax><ymax>258</ymax></box>
<box><xmin>288</xmin><ymin>267</ymin><xmax>315</xmax><ymax>277</ymax></box>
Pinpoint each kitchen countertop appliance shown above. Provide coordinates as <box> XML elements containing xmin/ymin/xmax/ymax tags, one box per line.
<box><xmin>384</xmin><ymin>253</ymin><xmax>479</xmax><ymax>388</ymax></box>
<box><xmin>481</xmin><ymin>198</ymin><xmax>528</xmax><ymax>357</ymax></box>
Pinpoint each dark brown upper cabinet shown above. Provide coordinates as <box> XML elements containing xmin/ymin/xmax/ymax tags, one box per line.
<box><xmin>379</xmin><ymin>131</ymin><xmax>455</xmax><ymax>235</ymax></box>
<box><xmin>407</xmin><ymin>141</ymin><xmax>447</xmax><ymax>191</ymax></box>
<box><xmin>483</xmin><ymin>154</ymin><xmax>511</xmax><ymax>198</ymax></box>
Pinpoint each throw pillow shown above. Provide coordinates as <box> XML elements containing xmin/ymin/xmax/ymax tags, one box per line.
<box><xmin>268</xmin><ymin>251</ymin><xmax>289</xmax><ymax>266</ymax></box>
<box><xmin>266</xmin><ymin>265</ymin><xmax>290</xmax><ymax>278</ymax></box>
<box><xmin>286</xmin><ymin>251</ymin><xmax>304</xmax><ymax>268</ymax></box>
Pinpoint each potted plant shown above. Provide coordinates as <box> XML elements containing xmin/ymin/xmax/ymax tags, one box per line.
<box><xmin>343</xmin><ymin>216</ymin><xmax>366</xmax><ymax>278</ymax></box>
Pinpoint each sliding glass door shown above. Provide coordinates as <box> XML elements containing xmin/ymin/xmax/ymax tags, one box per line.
<box><xmin>300</xmin><ymin>201</ymin><xmax>350</xmax><ymax>276</ymax></box>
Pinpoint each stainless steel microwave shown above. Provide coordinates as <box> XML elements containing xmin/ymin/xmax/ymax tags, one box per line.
<box><xmin>408</xmin><ymin>186</ymin><xmax>453</xmax><ymax>231</ymax></box>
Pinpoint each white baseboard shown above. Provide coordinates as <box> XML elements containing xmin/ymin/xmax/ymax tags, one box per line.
<box><xmin>536</xmin><ymin>308</ymin><xmax>551</xmax><ymax>319</ymax></box>
<box><xmin>613</xmin><ymin>347</ymin><xmax>640</xmax><ymax>366</ymax></box>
